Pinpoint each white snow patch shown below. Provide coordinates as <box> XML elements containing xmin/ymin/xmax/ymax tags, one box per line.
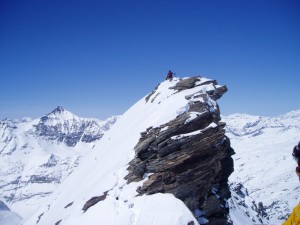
<box><xmin>171</xmin><ymin>122</ymin><xmax>218</xmax><ymax>140</ymax></box>
<box><xmin>160</xmin><ymin>126</ymin><xmax>169</xmax><ymax>132</ymax></box>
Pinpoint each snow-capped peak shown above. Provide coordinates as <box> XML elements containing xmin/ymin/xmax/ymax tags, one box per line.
<box><xmin>31</xmin><ymin>106</ymin><xmax>115</xmax><ymax>147</ymax></box>
<box><xmin>50</xmin><ymin>106</ymin><xmax>66</xmax><ymax>114</ymax></box>
<box><xmin>40</xmin><ymin>106</ymin><xmax>79</xmax><ymax>124</ymax></box>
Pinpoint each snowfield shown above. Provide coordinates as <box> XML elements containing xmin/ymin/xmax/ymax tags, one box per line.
<box><xmin>223</xmin><ymin>110</ymin><xmax>300</xmax><ymax>225</ymax></box>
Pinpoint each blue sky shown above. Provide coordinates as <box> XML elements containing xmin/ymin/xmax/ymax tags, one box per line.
<box><xmin>1</xmin><ymin>0</ymin><xmax>299</xmax><ymax>120</ymax></box>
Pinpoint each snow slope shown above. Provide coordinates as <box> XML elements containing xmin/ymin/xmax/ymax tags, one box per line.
<box><xmin>24</xmin><ymin>77</ymin><xmax>225</xmax><ymax>225</ymax></box>
<box><xmin>223</xmin><ymin>110</ymin><xmax>300</xmax><ymax>225</ymax></box>
<box><xmin>0</xmin><ymin>199</ymin><xmax>22</xmax><ymax>225</ymax></box>
<box><xmin>0</xmin><ymin>107</ymin><xmax>117</xmax><ymax>221</ymax></box>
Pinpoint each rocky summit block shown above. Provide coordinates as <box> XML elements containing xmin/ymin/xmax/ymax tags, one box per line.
<box><xmin>125</xmin><ymin>76</ymin><xmax>234</xmax><ymax>225</ymax></box>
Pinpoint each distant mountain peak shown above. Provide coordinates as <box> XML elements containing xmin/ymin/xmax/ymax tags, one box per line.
<box><xmin>39</xmin><ymin>106</ymin><xmax>74</xmax><ymax>123</ymax></box>
<box><xmin>50</xmin><ymin>106</ymin><xmax>66</xmax><ymax>114</ymax></box>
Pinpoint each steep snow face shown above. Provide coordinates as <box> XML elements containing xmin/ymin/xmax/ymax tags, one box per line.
<box><xmin>0</xmin><ymin>108</ymin><xmax>118</xmax><ymax>220</ymax></box>
<box><xmin>24</xmin><ymin>77</ymin><xmax>227</xmax><ymax>225</ymax></box>
<box><xmin>223</xmin><ymin>110</ymin><xmax>300</xmax><ymax>225</ymax></box>
<box><xmin>0</xmin><ymin>200</ymin><xmax>22</xmax><ymax>225</ymax></box>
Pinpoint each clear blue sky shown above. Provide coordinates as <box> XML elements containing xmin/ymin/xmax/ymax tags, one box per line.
<box><xmin>1</xmin><ymin>0</ymin><xmax>299</xmax><ymax>120</ymax></box>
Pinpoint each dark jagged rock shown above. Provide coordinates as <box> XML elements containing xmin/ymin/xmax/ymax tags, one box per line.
<box><xmin>82</xmin><ymin>191</ymin><xmax>109</xmax><ymax>212</ymax></box>
<box><xmin>64</xmin><ymin>202</ymin><xmax>74</xmax><ymax>209</ymax></box>
<box><xmin>42</xmin><ymin>154</ymin><xmax>58</xmax><ymax>167</ymax></box>
<box><xmin>125</xmin><ymin>77</ymin><xmax>234</xmax><ymax>224</ymax></box>
<box><xmin>29</xmin><ymin>175</ymin><xmax>59</xmax><ymax>184</ymax></box>
<box><xmin>55</xmin><ymin>219</ymin><xmax>62</xmax><ymax>225</ymax></box>
<box><xmin>51</xmin><ymin>106</ymin><xmax>65</xmax><ymax>114</ymax></box>
<box><xmin>145</xmin><ymin>85</ymin><xmax>159</xmax><ymax>103</ymax></box>
<box><xmin>170</xmin><ymin>77</ymin><xmax>204</xmax><ymax>92</ymax></box>
<box><xmin>37</xmin><ymin>213</ymin><xmax>44</xmax><ymax>224</ymax></box>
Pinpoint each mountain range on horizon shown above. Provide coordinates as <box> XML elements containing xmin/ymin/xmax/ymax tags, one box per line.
<box><xmin>1</xmin><ymin>77</ymin><xmax>299</xmax><ymax>225</ymax></box>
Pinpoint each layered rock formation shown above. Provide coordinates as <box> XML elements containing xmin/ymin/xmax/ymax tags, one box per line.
<box><xmin>126</xmin><ymin>77</ymin><xmax>234</xmax><ymax>224</ymax></box>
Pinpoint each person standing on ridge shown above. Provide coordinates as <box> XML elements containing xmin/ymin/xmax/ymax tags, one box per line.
<box><xmin>166</xmin><ymin>70</ymin><xmax>173</xmax><ymax>80</ymax></box>
<box><xmin>282</xmin><ymin>141</ymin><xmax>300</xmax><ymax>225</ymax></box>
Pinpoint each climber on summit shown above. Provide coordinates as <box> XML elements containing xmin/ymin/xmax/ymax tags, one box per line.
<box><xmin>282</xmin><ymin>141</ymin><xmax>300</xmax><ymax>225</ymax></box>
<box><xmin>166</xmin><ymin>70</ymin><xmax>173</xmax><ymax>81</ymax></box>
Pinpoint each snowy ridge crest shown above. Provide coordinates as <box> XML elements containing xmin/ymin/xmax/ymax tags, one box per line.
<box><xmin>23</xmin><ymin>76</ymin><xmax>234</xmax><ymax>225</ymax></box>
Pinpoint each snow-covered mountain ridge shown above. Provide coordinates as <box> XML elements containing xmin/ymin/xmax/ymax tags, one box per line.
<box><xmin>0</xmin><ymin>107</ymin><xmax>118</xmax><ymax>222</ymax></box>
<box><xmin>222</xmin><ymin>110</ymin><xmax>300</xmax><ymax>225</ymax></box>
<box><xmin>23</xmin><ymin>76</ymin><xmax>234</xmax><ymax>225</ymax></box>
<box><xmin>223</xmin><ymin>110</ymin><xmax>300</xmax><ymax>137</ymax></box>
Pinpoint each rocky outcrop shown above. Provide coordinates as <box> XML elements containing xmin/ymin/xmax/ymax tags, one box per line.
<box><xmin>82</xmin><ymin>191</ymin><xmax>109</xmax><ymax>212</ymax></box>
<box><xmin>126</xmin><ymin>77</ymin><xmax>234</xmax><ymax>224</ymax></box>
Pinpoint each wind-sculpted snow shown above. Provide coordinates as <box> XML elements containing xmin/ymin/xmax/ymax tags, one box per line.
<box><xmin>0</xmin><ymin>108</ymin><xmax>117</xmax><ymax>220</ymax></box>
<box><xmin>23</xmin><ymin>76</ymin><xmax>233</xmax><ymax>225</ymax></box>
<box><xmin>222</xmin><ymin>110</ymin><xmax>300</xmax><ymax>224</ymax></box>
